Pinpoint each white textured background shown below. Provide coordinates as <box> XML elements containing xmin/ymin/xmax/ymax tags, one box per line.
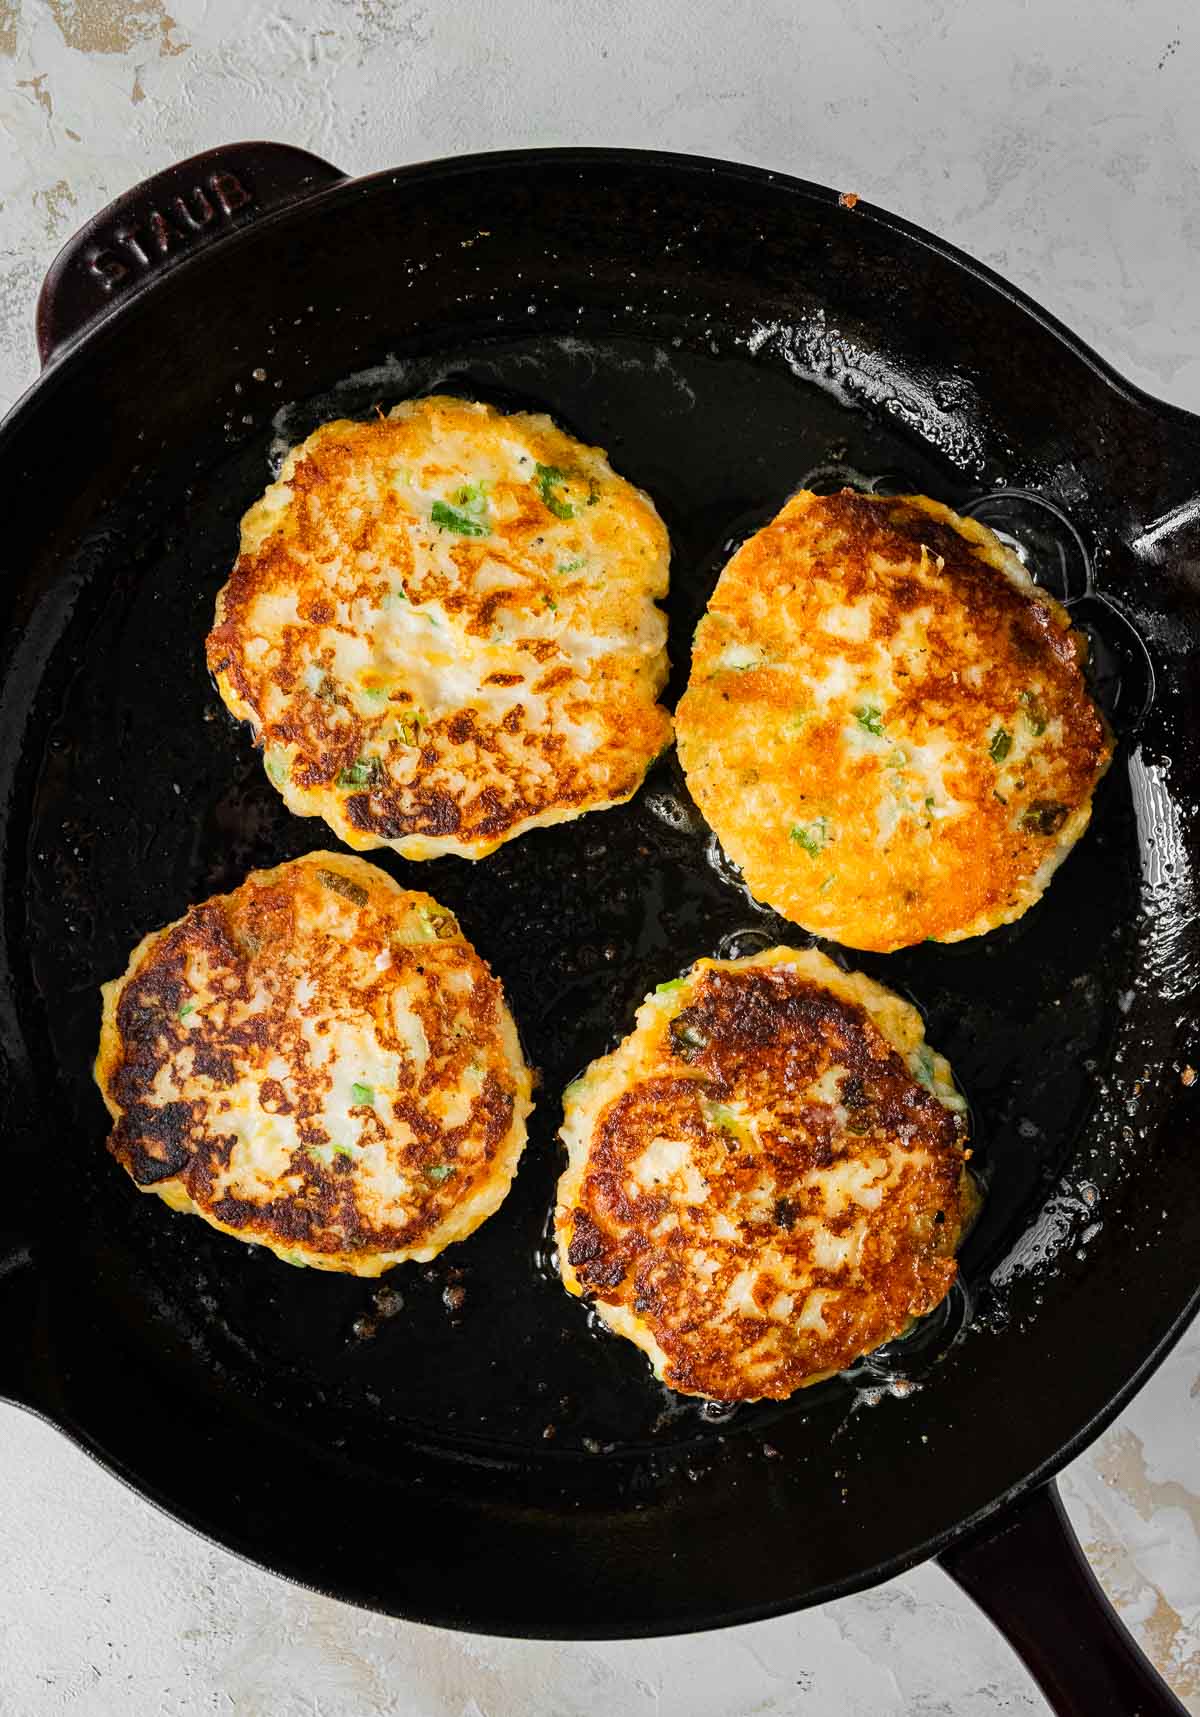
<box><xmin>1</xmin><ymin>2</ymin><xmax>1198</xmax><ymax>1712</ymax></box>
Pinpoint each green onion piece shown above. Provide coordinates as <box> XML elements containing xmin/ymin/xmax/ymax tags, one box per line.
<box><xmin>315</xmin><ymin>868</ymin><xmax>369</xmax><ymax>907</ymax></box>
<box><xmin>989</xmin><ymin>727</ymin><xmax>1012</xmax><ymax>763</ymax></box>
<box><xmin>655</xmin><ymin>978</ymin><xmax>686</xmax><ymax>995</ymax></box>
<box><xmin>425</xmin><ymin>1162</ymin><xmax>455</xmax><ymax>1184</ymax></box>
<box><xmin>669</xmin><ymin>1018</ymin><xmax>708</xmax><ymax>1062</ymax></box>
<box><xmin>431</xmin><ymin>497</ymin><xmax>489</xmax><ymax>536</ymax></box>
<box><xmin>854</xmin><ymin>703</ymin><xmax>885</xmax><ymax>737</ymax></box>
<box><xmin>557</xmin><ymin>556</ymin><xmax>586</xmax><ymax>575</ymax></box>
<box><xmin>1019</xmin><ymin>799</ymin><xmax>1068</xmax><ymax>836</ymax></box>
<box><xmin>1018</xmin><ymin>690</ymin><xmax>1047</xmax><ymax>736</ymax></box>
<box><xmin>177</xmin><ymin>1000</ymin><xmax>196</xmax><ymax>1019</ymax></box>
<box><xmin>789</xmin><ymin>815</ymin><xmax>831</xmax><ymax>857</ymax></box>
<box><xmin>910</xmin><ymin>1044</ymin><xmax>937</xmax><ymax>1090</ymax></box>
<box><xmin>534</xmin><ymin>463</ymin><xmax>575</xmax><ymax>519</ymax></box>
<box><xmin>307</xmin><ymin>1141</ymin><xmax>358</xmax><ymax>1166</ymax></box>
<box><xmin>351</xmin><ymin>1082</ymin><xmax>374</xmax><ymax>1106</ymax></box>
<box><xmin>337</xmin><ymin>756</ymin><xmax>382</xmax><ymax>790</ymax></box>
<box><xmin>416</xmin><ymin>905</ymin><xmax>458</xmax><ymax>941</ymax></box>
<box><xmin>701</xmin><ymin>1100</ymin><xmax>741</xmax><ymax>1136</ymax></box>
<box><xmin>264</xmin><ymin>749</ymin><xmax>290</xmax><ymax>787</ymax></box>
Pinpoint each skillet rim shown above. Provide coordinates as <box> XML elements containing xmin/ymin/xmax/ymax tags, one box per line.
<box><xmin>1</xmin><ymin>142</ymin><xmax>1198</xmax><ymax>1636</ymax></box>
<box><xmin>14</xmin><ymin>142</ymin><xmax>1200</xmax><ymax>450</ymax></box>
<box><xmin>4</xmin><ymin>1265</ymin><xmax>1198</xmax><ymax>1640</ymax></box>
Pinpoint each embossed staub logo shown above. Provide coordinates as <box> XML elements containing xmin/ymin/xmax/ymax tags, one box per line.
<box><xmin>86</xmin><ymin>170</ymin><xmax>254</xmax><ymax>290</ymax></box>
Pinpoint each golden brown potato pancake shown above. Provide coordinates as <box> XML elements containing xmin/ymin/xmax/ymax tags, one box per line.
<box><xmin>207</xmin><ymin>395</ymin><xmax>672</xmax><ymax>860</ymax></box>
<box><xmin>95</xmin><ymin>851</ymin><xmax>532</xmax><ymax>1274</ymax></box>
<box><xmin>676</xmin><ymin>490</ymin><xmax>1112</xmax><ymax>950</ymax></box>
<box><xmin>557</xmin><ymin>947</ymin><xmax>972</xmax><ymax>1401</ymax></box>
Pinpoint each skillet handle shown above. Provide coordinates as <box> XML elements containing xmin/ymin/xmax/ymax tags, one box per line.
<box><xmin>937</xmin><ymin>1480</ymin><xmax>1188</xmax><ymax>1716</ymax></box>
<box><xmin>36</xmin><ymin>140</ymin><xmax>346</xmax><ymax>365</ymax></box>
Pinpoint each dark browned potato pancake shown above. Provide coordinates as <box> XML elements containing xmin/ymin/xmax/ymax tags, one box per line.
<box><xmin>206</xmin><ymin>394</ymin><xmax>673</xmax><ymax>860</ymax></box>
<box><xmin>676</xmin><ymin>490</ymin><xmax>1113</xmax><ymax>951</ymax></box>
<box><xmin>556</xmin><ymin>947</ymin><xmax>972</xmax><ymax>1401</ymax></box>
<box><xmin>95</xmin><ymin>852</ymin><xmax>532</xmax><ymax>1274</ymax></box>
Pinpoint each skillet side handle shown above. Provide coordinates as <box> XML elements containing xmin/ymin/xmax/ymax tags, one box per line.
<box><xmin>937</xmin><ymin>1480</ymin><xmax>1188</xmax><ymax>1717</ymax></box>
<box><xmin>36</xmin><ymin>140</ymin><xmax>346</xmax><ymax>365</ymax></box>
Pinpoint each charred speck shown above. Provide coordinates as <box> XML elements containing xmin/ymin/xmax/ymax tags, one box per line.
<box><xmin>566</xmin><ymin>1209</ymin><xmax>604</xmax><ymax>1265</ymax></box>
<box><xmin>119</xmin><ymin>1100</ymin><xmax>193</xmax><ymax>1184</ymax></box>
<box><xmin>1020</xmin><ymin>799</ymin><xmax>1069</xmax><ymax>836</ymax></box>
<box><xmin>190</xmin><ymin>1044</ymin><xmax>237</xmax><ymax>1086</ymax></box>
<box><xmin>577</xmin><ymin>1253</ymin><xmax>627</xmax><ymax>1292</ymax></box>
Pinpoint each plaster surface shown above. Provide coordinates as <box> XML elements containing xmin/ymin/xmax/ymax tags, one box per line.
<box><xmin>1</xmin><ymin>2</ymin><xmax>1197</xmax><ymax>1711</ymax></box>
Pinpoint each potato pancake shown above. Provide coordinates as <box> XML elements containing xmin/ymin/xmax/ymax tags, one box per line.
<box><xmin>207</xmin><ymin>395</ymin><xmax>672</xmax><ymax>859</ymax></box>
<box><xmin>95</xmin><ymin>852</ymin><xmax>532</xmax><ymax>1274</ymax></box>
<box><xmin>676</xmin><ymin>490</ymin><xmax>1112</xmax><ymax>950</ymax></box>
<box><xmin>556</xmin><ymin>947</ymin><xmax>972</xmax><ymax>1401</ymax></box>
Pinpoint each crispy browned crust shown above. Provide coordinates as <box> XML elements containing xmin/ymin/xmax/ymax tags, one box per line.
<box><xmin>559</xmin><ymin>957</ymin><xmax>970</xmax><ymax>1401</ymax></box>
<box><xmin>676</xmin><ymin>490</ymin><xmax>1113</xmax><ymax>950</ymax></box>
<box><xmin>94</xmin><ymin>853</ymin><xmax>531</xmax><ymax>1270</ymax></box>
<box><xmin>206</xmin><ymin>398</ymin><xmax>672</xmax><ymax>858</ymax></box>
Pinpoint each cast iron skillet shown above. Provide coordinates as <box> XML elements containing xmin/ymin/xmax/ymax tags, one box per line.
<box><xmin>2</xmin><ymin>144</ymin><xmax>1198</xmax><ymax>1714</ymax></box>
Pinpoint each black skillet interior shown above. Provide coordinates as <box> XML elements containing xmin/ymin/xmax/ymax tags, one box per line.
<box><xmin>1</xmin><ymin>151</ymin><xmax>1199</xmax><ymax>1634</ymax></box>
